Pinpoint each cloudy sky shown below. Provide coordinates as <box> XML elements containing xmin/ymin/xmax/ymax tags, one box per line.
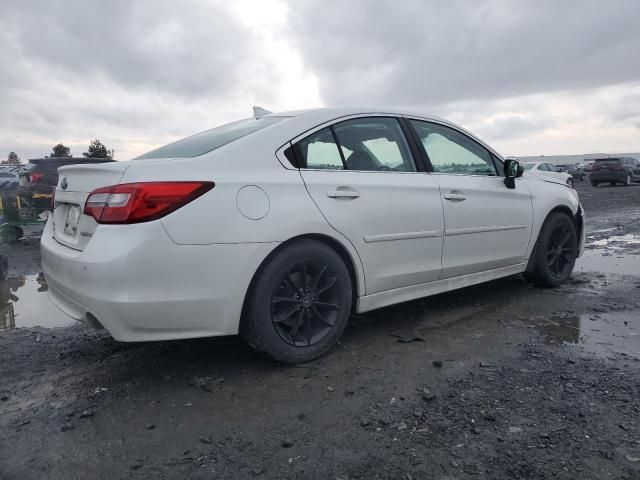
<box><xmin>1</xmin><ymin>0</ymin><xmax>639</xmax><ymax>161</ymax></box>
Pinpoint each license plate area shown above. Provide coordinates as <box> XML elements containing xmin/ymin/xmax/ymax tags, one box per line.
<box><xmin>64</xmin><ymin>205</ymin><xmax>81</xmax><ymax>236</ymax></box>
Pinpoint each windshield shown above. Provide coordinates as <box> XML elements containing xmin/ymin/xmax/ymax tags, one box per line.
<box><xmin>524</xmin><ymin>163</ymin><xmax>535</xmax><ymax>170</ymax></box>
<box><xmin>135</xmin><ymin>116</ymin><xmax>286</xmax><ymax>160</ymax></box>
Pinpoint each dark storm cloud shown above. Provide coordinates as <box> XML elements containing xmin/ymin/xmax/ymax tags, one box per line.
<box><xmin>1</xmin><ymin>0</ymin><xmax>260</xmax><ymax>96</ymax></box>
<box><xmin>1</xmin><ymin>0</ymin><xmax>639</xmax><ymax>160</ymax></box>
<box><xmin>287</xmin><ymin>0</ymin><xmax>640</xmax><ymax>107</ymax></box>
<box><xmin>0</xmin><ymin>0</ymin><xmax>285</xmax><ymax>159</ymax></box>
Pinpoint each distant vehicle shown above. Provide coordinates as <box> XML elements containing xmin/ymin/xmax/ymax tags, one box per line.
<box><xmin>557</xmin><ymin>164</ymin><xmax>586</xmax><ymax>181</ymax></box>
<box><xmin>0</xmin><ymin>165</ymin><xmax>23</xmax><ymax>174</ymax></box>
<box><xmin>42</xmin><ymin>107</ymin><xmax>584</xmax><ymax>363</ymax></box>
<box><xmin>18</xmin><ymin>157</ymin><xmax>115</xmax><ymax>211</ymax></box>
<box><xmin>589</xmin><ymin>157</ymin><xmax>640</xmax><ymax>187</ymax></box>
<box><xmin>0</xmin><ymin>172</ymin><xmax>19</xmax><ymax>189</ymax></box>
<box><xmin>523</xmin><ymin>161</ymin><xmax>574</xmax><ymax>187</ymax></box>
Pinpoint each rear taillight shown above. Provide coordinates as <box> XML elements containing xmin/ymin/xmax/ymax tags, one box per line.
<box><xmin>83</xmin><ymin>182</ymin><xmax>214</xmax><ymax>224</ymax></box>
<box><xmin>30</xmin><ymin>173</ymin><xmax>45</xmax><ymax>183</ymax></box>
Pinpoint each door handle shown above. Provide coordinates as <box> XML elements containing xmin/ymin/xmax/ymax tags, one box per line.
<box><xmin>443</xmin><ymin>193</ymin><xmax>466</xmax><ymax>201</ymax></box>
<box><xmin>327</xmin><ymin>189</ymin><xmax>360</xmax><ymax>199</ymax></box>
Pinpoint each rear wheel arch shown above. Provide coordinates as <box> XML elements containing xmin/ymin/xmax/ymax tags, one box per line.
<box><xmin>239</xmin><ymin>234</ymin><xmax>358</xmax><ymax>363</ymax></box>
<box><xmin>241</xmin><ymin>233</ymin><xmax>362</xmax><ymax>322</ymax></box>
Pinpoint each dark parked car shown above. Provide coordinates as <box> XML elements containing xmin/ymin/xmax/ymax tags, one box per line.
<box><xmin>557</xmin><ymin>164</ymin><xmax>586</xmax><ymax>181</ymax></box>
<box><xmin>18</xmin><ymin>157</ymin><xmax>115</xmax><ymax>211</ymax></box>
<box><xmin>590</xmin><ymin>157</ymin><xmax>640</xmax><ymax>187</ymax></box>
<box><xmin>0</xmin><ymin>171</ymin><xmax>19</xmax><ymax>189</ymax></box>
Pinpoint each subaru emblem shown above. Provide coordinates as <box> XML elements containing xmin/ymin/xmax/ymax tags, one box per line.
<box><xmin>61</xmin><ymin>177</ymin><xmax>68</xmax><ymax>190</ymax></box>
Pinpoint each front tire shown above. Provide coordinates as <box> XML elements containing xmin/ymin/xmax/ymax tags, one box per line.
<box><xmin>591</xmin><ymin>181</ymin><xmax>598</xmax><ymax>187</ymax></box>
<box><xmin>524</xmin><ymin>212</ymin><xmax>578</xmax><ymax>288</ymax></box>
<box><xmin>241</xmin><ymin>240</ymin><xmax>352</xmax><ymax>364</ymax></box>
<box><xmin>624</xmin><ymin>174</ymin><xmax>632</xmax><ymax>186</ymax></box>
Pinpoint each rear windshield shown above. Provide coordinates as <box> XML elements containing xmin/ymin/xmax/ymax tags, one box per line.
<box><xmin>595</xmin><ymin>159</ymin><xmax>621</xmax><ymax>165</ymax></box>
<box><xmin>524</xmin><ymin>163</ymin><xmax>535</xmax><ymax>170</ymax></box>
<box><xmin>135</xmin><ymin>116</ymin><xmax>286</xmax><ymax>160</ymax></box>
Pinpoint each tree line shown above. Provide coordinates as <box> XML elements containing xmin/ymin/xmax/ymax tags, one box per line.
<box><xmin>1</xmin><ymin>139</ymin><xmax>114</xmax><ymax>165</ymax></box>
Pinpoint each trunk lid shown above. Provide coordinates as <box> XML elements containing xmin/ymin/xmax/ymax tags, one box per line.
<box><xmin>52</xmin><ymin>162</ymin><xmax>129</xmax><ymax>250</ymax></box>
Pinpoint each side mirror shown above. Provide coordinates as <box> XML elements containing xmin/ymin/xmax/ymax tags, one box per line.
<box><xmin>504</xmin><ymin>159</ymin><xmax>523</xmax><ymax>189</ymax></box>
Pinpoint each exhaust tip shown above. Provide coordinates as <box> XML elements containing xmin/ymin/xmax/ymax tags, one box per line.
<box><xmin>85</xmin><ymin>313</ymin><xmax>104</xmax><ymax>330</ymax></box>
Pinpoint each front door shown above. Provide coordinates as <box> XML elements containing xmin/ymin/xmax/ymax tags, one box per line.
<box><xmin>296</xmin><ymin>117</ymin><xmax>444</xmax><ymax>294</ymax></box>
<box><xmin>408</xmin><ymin>119</ymin><xmax>533</xmax><ymax>279</ymax></box>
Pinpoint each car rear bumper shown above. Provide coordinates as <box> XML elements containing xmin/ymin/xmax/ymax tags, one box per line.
<box><xmin>590</xmin><ymin>171</ymin><xmax>627</xmax><ymax>182</ymax></box>
<box><xmin>41</xmin><ymin>218</ymin><xmax>278</xmax><ymax>341</ymax></box>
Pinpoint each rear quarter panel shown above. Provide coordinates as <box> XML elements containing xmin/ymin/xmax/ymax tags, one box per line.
<box><xmin>118</xmin><ymin>142</ymin><xmax>367</xmax><ymax>295</ymax></box>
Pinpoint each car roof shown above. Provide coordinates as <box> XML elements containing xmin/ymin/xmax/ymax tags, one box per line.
<box><xmin>261</xmin><ymin>107</ymin><xmax>451</xmax><ymax>124</ymax></box>
<box><xmin>254</xmin><ymin>107</ymin><xmax>498</xmax><ymax>155</ymax></box>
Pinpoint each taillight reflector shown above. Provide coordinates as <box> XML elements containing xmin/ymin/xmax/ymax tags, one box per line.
<box><xmin>30</xmin><ymin>173</ymin><xmax>45</xmax><ymax>183</ymax></box>
<box><xmin>84</xmin><ymin>182</ymin><xmax>214</xmax><ymax>224</ymax></box>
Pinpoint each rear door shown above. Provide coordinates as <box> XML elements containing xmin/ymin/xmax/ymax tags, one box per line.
<box><xmin>407</xmin><ymin>119</ymin><xmax>533</xmax><ymax>279</ymax></box>
<box><xmin>296</xmin><ymin>116</ymin><xmax>444</xmax><ymax>295</ymax></box>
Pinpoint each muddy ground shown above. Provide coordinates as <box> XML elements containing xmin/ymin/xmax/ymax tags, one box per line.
<box><xmin>1</xmin><ymin>181</ymin><xmax>639</xmax><ymax>479</ymax></box>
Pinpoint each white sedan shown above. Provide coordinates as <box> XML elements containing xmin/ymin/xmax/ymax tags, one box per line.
<box><xmin>42</xmin><ymin>108</ymin><xmax>585</xmax><ymax>363</ymax></box>
<box><xmin>524</xmin><ymin>161</ymin><xmax>574</xmax><ymax>187</ymax></box>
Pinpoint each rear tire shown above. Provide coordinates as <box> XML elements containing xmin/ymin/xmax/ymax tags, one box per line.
<box><xmin>7</xmin><ymin>226</ymin><xmax>23</xmax><ymax>243</ymax></box>
<box><xmin>524</xmin><ymin>212</ymin><xmax>578</xmax><ymax>288</ymax></box>
<box><xmin>0</xmin><ymin>255</ymin><xmax>8</xmax><ymax>280</ymax></box>
<box><xmin>241</xmin><ymin>240</ymin><xmax>352</xmax><ymax>364</ymax></box>
<box><xmin>624</xmin><ymin>174</ymin><xmax>632</xmax><ymax>186</ymax></box>
<box><xmin>591</xmin><ymin>181</ymin><xmax>598</xmax><ymax>187</ymax></box>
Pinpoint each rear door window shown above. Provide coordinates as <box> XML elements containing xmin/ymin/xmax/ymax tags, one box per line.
<box><xmin>297</xmin><ymin>128</ymin><xmax>344</xmax><ymax>170</ymax></box>
<box><xmin>294</xmin><ymin>117</ymin><xmax>417</xmax><ymax>172</ymax></box>
<box><xmin>333</xmin><ymin>117</ymin><xmax>416</xmax><ymax>172</ymax></box>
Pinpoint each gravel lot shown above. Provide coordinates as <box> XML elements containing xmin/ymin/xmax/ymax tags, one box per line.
<box><xmin>1</xmin><ymin>181</ymin><xmax>639</xmax><ymax>479</ymax></box>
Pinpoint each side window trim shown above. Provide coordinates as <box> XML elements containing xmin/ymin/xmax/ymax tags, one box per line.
<box><xmin>329</xmin><ymin>125</ymin><xmax>348</xmax><ymax>169</ymax></box>
<box><xmin>398</xmin><ymin>117</ymin><xmax>431</xmax><ymax>173</ymax></box>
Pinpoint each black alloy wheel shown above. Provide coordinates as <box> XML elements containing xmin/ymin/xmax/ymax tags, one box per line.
<box><xmin>241</xmin><ymin>239</ymin><xmax>352</xmax><ymax>364</ymax></box>
<box><xmin>524</xmin><ymin>212</ymin><xmax>578</xmax><ymax>288</ymax></box>
<box><xmin>545</xmin><ymin>223</ymin><xmax>575</xmax><ymax>280</ymax></box>
<box><xmin>271</xmin><ymin>259</ymin><xmax>341</xmax><ymax>347</ymax></box>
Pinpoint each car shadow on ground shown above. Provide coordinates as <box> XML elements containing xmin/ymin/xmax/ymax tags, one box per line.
<box><xmin>75</xmin><ymin>274</ymin><xmax>539</xmax><ymax>386</ymax></box>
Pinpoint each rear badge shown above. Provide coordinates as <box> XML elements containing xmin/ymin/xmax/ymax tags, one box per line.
<box><xmin>61</xmin><ymin>177</ymin><xmax>68</xmax><ymax>190</ymax></box>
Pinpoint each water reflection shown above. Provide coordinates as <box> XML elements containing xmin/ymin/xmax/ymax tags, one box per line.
<box><xmin>0</xmin><ymin>273</ymin><xmax>74</xmax><ymax>330</ymax></box>
<box><xmin>534</xmin><ymin>311</ymin><xmax>639</xmax><ymax>358</ymax></box>
<box><xmin>575</xmin><ymin>249</ymin><xmax>640</xmax><ymax>275</ymax></box>
<box><xmin>537</xmin><ymin>313</ymin><xmax>581</xmax><ymax>344</ymax></box>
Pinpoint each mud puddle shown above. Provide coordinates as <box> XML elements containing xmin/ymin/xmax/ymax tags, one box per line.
<box><xmin>532</xmin><ymin>311</ymin><xmax>639</xmax><ymax>359</ymax></box>
<box><xmin>0</xmin><ymin>273</ymin><xmax>74</xmax><ymax>330</ymax></box>
<box><xmin>575</xmin><ymin>249</ymin><xmax>640</xmax><ymax>275</ymax></box>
